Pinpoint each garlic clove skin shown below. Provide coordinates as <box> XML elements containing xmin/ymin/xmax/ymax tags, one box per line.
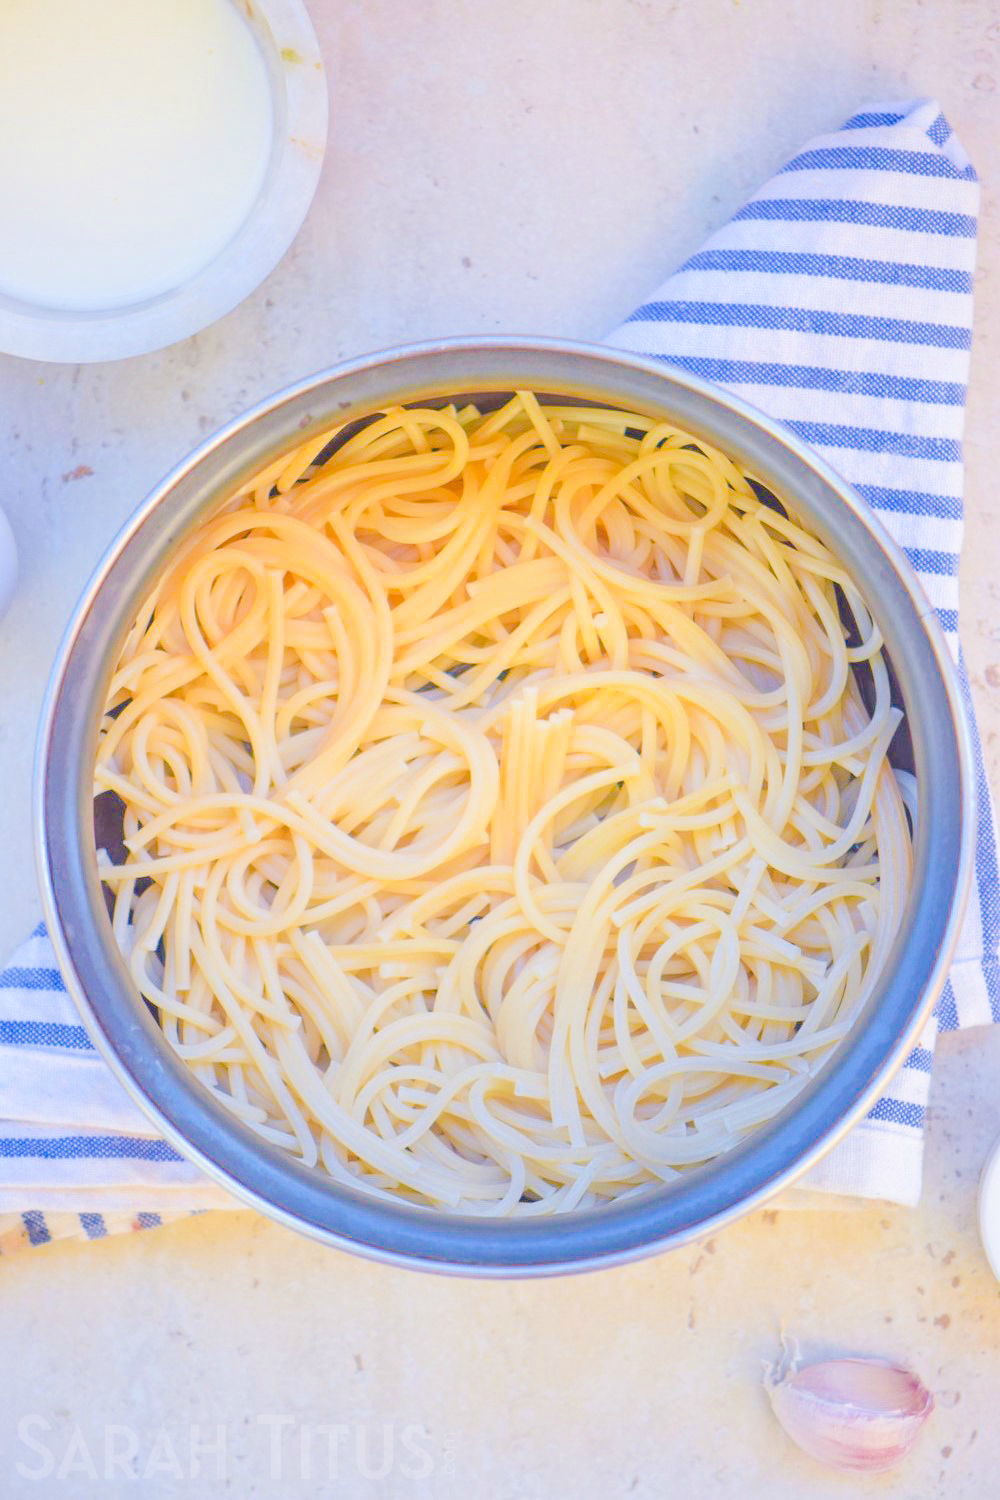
<box><xmin>765</xmin><ymin>1349</ymin><xmax>934</xmax><ymax>1473</ymax></box>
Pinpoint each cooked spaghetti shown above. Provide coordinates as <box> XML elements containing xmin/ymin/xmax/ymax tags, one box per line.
<box><xmin>95</xmin><ymin>393</ymin><xmax>911</xmax><ymax>1214</ymax></box>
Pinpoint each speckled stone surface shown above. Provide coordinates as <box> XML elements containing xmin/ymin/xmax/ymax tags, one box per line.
<box><xmin>0</xmin><ymin>2</ymin><xmax>999</xmax><ymax>1494</ymax></box>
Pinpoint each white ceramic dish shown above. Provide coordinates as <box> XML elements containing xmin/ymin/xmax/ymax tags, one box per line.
<box><xmin>0</xmin><ymin>506</ymin><xmax>16</xmax><ymax>623</ymax></box>
<box><xmin>977</xmin><ymin>1132</ymin><xmax>1000</xmax><ymax>1281</ymax></box>
<box><xmin>0</xmin><ymin>0</ymin><xmax>327</xmax><ymax>365</ymax></box>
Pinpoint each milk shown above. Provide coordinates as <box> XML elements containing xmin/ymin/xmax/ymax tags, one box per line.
<box><xmin>0</xmin><ymin>0</ymin><xmax>274</xmax><ymax>311</ymax></box>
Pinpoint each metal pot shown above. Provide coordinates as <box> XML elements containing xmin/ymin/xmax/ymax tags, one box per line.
<box><xmin>35</xmin><ymin>338</ymin><xmax>974</xmax><ymax>1275</ymax></box>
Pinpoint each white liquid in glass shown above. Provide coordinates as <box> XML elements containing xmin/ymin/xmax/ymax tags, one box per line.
<box><xmin>0</xmin><ymin>0</ymin><xmax>274</xmax><ymax>311</ymax></box>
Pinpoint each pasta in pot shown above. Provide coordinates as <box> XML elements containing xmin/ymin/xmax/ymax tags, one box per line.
<box><xmin>95</xmin><ymin>392</ymin><xmax>911</xmax><ymax>1214</ymax></box>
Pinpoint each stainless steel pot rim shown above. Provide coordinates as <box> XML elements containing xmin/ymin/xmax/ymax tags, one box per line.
<box><xmin>35</xmin><ymin>337</ymin><xmax>976</xmax><ymax>1276</ymax></box>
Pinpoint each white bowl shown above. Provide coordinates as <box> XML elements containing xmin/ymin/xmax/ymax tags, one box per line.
<box><xmin>978</xmin><ymin>1132</ymin><xmax>1000</xmax><ymax>1281</ymax></box>
<box><xmin>0</xmin><ymin>0</ymin><xmax>327</xmax><ymax>365</ymax></box>
<box><xmin>0</xmin><ymin>505</ymin><xmax>16</xmax><ymax>622</ymax></box>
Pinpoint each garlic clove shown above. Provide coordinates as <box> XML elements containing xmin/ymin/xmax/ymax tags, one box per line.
<box><xmin>764</xmin><ymin>1341</ymin><xmax>933</xmax><ymax>1473</ymax></box>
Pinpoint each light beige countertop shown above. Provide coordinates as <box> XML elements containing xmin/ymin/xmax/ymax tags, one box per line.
<box><xmin>0</xmin><ymin>1</ymin><xmax>999</xmax><ymax>1494</ymax></box>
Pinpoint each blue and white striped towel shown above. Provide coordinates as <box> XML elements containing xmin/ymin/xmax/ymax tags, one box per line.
<box><xmin>0</xmin><ymin>98</ymin><xmax>993</xmax><ymax>1250</ymax></box>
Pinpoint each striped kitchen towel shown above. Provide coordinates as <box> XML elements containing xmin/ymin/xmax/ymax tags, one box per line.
<box><xmin>0</xmin><ymin>921</ymin><xmax>239</xmax><ymax>1249</ymax></box>
<box><xmin>0</xmin><ymin>96</ymin><xmax>993</xmax><ymax>1251</ymax></box>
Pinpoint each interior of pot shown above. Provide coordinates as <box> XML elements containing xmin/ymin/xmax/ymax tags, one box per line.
<box><xmin>38</xmin><ymin>341</ymin><xmax>971</xmax><ymax>1274</ymax></box>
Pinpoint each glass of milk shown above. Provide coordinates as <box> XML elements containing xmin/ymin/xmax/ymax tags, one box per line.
<box><xmin>0</xmin><ymin>0</ymin><xmax>327</xmax><ymax>362</ymax></box>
